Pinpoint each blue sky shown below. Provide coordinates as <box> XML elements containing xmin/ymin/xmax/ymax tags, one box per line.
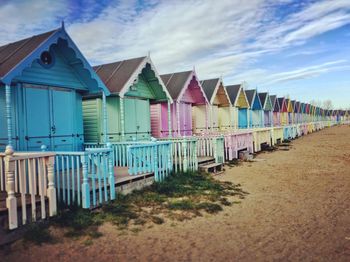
<box><xmin>0</xmin><ymin>0</ymin><xmax>349</xmax><ymax>108</ymax></box>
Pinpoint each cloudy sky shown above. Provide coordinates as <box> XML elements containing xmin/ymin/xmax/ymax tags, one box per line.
<box><xmin>0</xmin><ymin>0</ymin><xmax>349</xmax><ymax>108</ymax></box>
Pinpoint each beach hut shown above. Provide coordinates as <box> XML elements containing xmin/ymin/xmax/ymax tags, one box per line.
<box><xmin>225</xmin><ymin>84</ymin><xmax>250</xmax><ymax>129</ymax></box>
<box><xmin>294</xmin><ymin>101</ymin><xmax>301</xmax><ymax>124</ymax></box>
<box><xmin>245</xmin><ymin>89</ymin><xmax>263</xmax><ymax>128</ymax></box>
<box><xmin>286</xmin><ymin>98</ymin><xmax>294</xmax><ymax>125</ymax></box>
<box><xmin>83</xmin><ymin>56</ymin><xmax>172</xmax><ymax>142</ymax></box>
<box><xmin>200</xmin><ymin>78</ymin><xmax>231</xmax><ymax>131</ymax></box>
<box><xmin>278</xmin><ymin>97</ymin><xmax>288</xmax><ymax>126</ymax></box>
<box><xmin>271</xmin><ymin>95</ymin><xmax>280</xmax><ymax>126</ymax></box>
<box><xmin>258</xmin><ymin>92</ymin><xmax>273</xmax><ymax>127</ymax></box>
<box><xmin>0</xmin><ymin>25</ymin><xmax>109</xmax><ymax>152</ymax></box>
<box><xmin>270</xmin><ymin>95</ymin><xmax>283</xmax><ymax>144</ymax></box>
<box><xmin>159</xmin><ymin>70</ymin><xmax>208</xmax><ymax>136</ymax></box>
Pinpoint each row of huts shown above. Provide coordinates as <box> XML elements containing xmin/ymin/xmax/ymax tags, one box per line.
<box><xmin>1</xmin><ymin>25</ymin><xmax>349</xmax><ymax>230</ymax></box>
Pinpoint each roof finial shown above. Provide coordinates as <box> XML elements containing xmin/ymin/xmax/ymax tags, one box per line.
<box><xmin>147</xmin><ymin>50</ymin><xmax>151</xmax><ymax>58</ymax></box>
<box><xmin>61</xmin><ymin>20</ymin><xmax>65</xmax><ymax>30</ymax></box>
<box><xmin>193</xmin><ymin>65</ymin><xmax>196</xmax><ymax>72</ymax></box>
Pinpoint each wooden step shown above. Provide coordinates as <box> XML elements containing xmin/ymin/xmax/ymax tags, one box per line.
<box><xmin>199</xmin><ymin>162</ymin><xmax>224</xmax><ymax>175</ymax></box>
<box><xmin>198</xmin><ymin>156</ymin><xmax>216</xmax><ymax>165</ymax></box>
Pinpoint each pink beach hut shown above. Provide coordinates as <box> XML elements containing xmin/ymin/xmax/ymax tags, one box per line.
<box><xmin>151</xmin><ymin>70</ymin><xmax>208</xmax><ymax>137</ymax></box>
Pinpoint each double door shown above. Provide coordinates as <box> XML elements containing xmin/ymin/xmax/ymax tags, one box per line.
<box><xmin>124</xmin><ymin>98</ymin><xmax>151</xmax><ymax>140</ymax></box>
<box><xmin>24</xmin><ymin>86</ymin><xmax>75</xmax><ymax>151</ymax></box>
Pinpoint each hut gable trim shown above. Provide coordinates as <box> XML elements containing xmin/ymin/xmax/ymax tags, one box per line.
<box><xmin>162</xmin><ymin>70</ymin><xmax>208</xmax><ymax>104</ymax></box>
<box><xmin>245</xmin><ymin>89</ymin><xmax>262</xmax><ymax>110</ymax></box>
<box><xmin>201</xmin><ymin>78</ymin><xmax>230</xmax><ymax>106</ymax></box>
<box><xmin>270</xmin><ymin>95</ymin><xmax>280</xmax><ymax>112</ymax></box>
<box><xmin>225</xmin><ymin>84</ymin><xmax>249</xmax><ymax>108</ymax></box>
<box><xmin>94</xmin><ymin>56</ymin><xmax>172</xmax><ymax>102</ymax></box>
<box><xmin>259</xmin><ymin>92</ymin><xmax>273</xmax><ymax>111</ymax></box>
<box><xmin>0</xmin><ymin>26</ymin><xmax>109</xmax><ymax>95</ymax></box>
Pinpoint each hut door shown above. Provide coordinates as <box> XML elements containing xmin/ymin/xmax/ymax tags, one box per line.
<box><xmin>135</xmin><ymin>99</ymin><xmax>150</xmax><ymax>140</ymax></box>
<box><xmin>124</xmin><ymin>98</ymin><xmax>137</xmax><ymax>140</ymax></box>
<box><xmin>24</xmin><ymin>87</ymin><xmax>51</xmax><ymax>151</ymax></box>
<box><xmin>24</xmin><ymin>87</ymin><xmax>75</xmax><ymax>151</ymax></box>
<box><xmin>212</xmin><ymin>106</ymin><xmax>219</xmax><ymax>130</ymax></box>
<box><xmin>182</xmin><ymin>103</ymin><xmax>192</xmax><ymax>136</ymax></box>
<box><xmin>238</xmin><ymin>108</ymin><xmax>248</xmax><ymax>128</ymax></box>
<box><xmin>51</xmin><ymin>89</ymin><xmax>74</xmax><ymax>151</ymax></box>
<box><xmin>124</xmin><ymin>98</ymin><xmax>151</xmax><ymax>140</ymax></box>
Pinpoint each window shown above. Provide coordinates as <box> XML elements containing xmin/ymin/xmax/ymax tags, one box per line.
<box><xmin>39</xmin><ymin>51</ymin><xmax>54</xmax><ymax>68</ymax></box>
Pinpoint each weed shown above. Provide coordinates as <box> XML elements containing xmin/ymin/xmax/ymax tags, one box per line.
<box><xmin>23</xmin><ymin>223</ymin><xmax>53</xmax><ymax>245</ymax></box>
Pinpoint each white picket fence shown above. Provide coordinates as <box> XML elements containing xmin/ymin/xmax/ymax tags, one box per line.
<box><xmin>0</xmin><ymin>146</ymin><xmax>56</xmax><ymax>230</ymax></box>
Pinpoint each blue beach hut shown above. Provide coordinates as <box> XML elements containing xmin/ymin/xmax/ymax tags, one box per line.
<box><xmin>245</xmin><ymin>89</ymin><xmax>263</xmax><ymax>128</ymax></box>
<box><xmin>0</xmin><ymin>24</ymin><xmax>109</xmax><ymax>151</ymax></box>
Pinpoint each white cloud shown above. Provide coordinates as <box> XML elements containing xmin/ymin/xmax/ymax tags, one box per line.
<box><xmin>0</xmin><ymin>0</ymin><xmax>67</xmax><ymax>45</ymax></box>
<box><xmin>0</xmin><ymin>0</ymin><xmax>349</xmax><ymax>107</ymax></box>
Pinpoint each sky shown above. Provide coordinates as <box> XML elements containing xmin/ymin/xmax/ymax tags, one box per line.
<box><xmin>0</xmin><ymin>0</ymin><xmax>349</xmax><ymax>108</ymax></box>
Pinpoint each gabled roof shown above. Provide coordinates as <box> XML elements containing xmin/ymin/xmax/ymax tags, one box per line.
<box><xmin>258</xmin><ymin>92</ymin><xmax>273</xmax><ymax>111</ymax></box>
<box><xmin>291</xmin><ymin>100</ymin><xmax>296</xmax><ymax>112</ymax></box>
<box><xmin>294</xmin><ymin>101</ymin><xmax>301</xmax><ymax>113</ymax></box>
<box><xmin>94</xmin><ymin>56</ymin><xmax>172</xmax><ymax>101</ymax></box>
<box><xmin>161</xmin><ymin>71</ymin><xmax>192</xmax><ymax>100</ymax></box>
<box><xmin>200</xmin><ymin>78</ymin><xmax>230</xmax><ymax>106</ymax></box>
<box><xmin>278</xmin><ymin>97</ymin><xmax>287</xmax><ymax>112</ymax></box>
<box><xmin>286</xmin><ymin>98</ymin><xmax>294</xmax><ymax>113</ymax></box>
<box><xmin>270</xmin><ymin>95</ymin><xmax>280</xmax><ymax>112</ymax></box>
<box><xmin>161</xmin><ymin>70</ymin><xmax>208</xmax><ymax>103</ymax></box>
<box><xmin>245</xmin><ymin>89</ymin><xmax>262</xmax><ymax>110</ymax></box>
<box><xmin>225</xmin><ymin>84</ymin><xmax>240</xmax><ymax>104</ymax></box>
<box><xmin>0</xmin><ymin>25</ymin><xmax>109</xmax><ymax>94</ymax></box>
<box><xmin>225</xmin><ymin>84</ymin><xmax>249</xmax><ymax>108</ymax></box>
<box><xmin>200</xmin><ymin>78</ymin><xmax>219</xmax><ymax>102</ymax></box>
<box><xmin>305</xmin><ymin>104</ymin><xmax>310</xmax><ymax>114</ymax></box>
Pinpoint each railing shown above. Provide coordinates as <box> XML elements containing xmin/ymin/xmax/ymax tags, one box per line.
<box><xmin>221</xmin><ymin>131</ymin><xmax>253</xmax><ymax>160</ymax></box>
<box><xmin>196</xmin><ymin>136</ymin><xmax>225</xmax><ymax>164</ymax></box>
<box><xmin>272</xmin><ymin>126</ymin><xmax>284</xmax><ymax>145</ymax></box>
<box><xmin>86</xmin><ymin>140</ymin><xmax>175</xmax><ymax>179</ymax></box>
<box><xmin>85</xmin><ymin>142</ymin><xmax>139</xmax><ymax>167</ymax></box>
<box><xmin>163</xmin><ymin>138</ymin><xmax>198</xmax><ymax>173</ymax></box>
<box><xmin>251</xmin><ymin>128</ymin><xmax>272</xmax><ymax>152</ymax></box>
<box><xmin>1</xmin><ymin>146</ymin><xmax>56</xmax><ymax>230</ymax></box>
<box><xmin>55</xmin><ymin>147</ymin><xmax>115</xmax><ymax>209</ymax></box>
<box><xmin>127</xmin><ymin>141</ymin><xmax>173</xmax><ymax>182</ymax></box>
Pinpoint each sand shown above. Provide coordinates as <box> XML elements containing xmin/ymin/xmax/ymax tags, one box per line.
<box><xmin>1</xmin><ymin>125</ymin><xmax>350</xmax><ymax>261</ymax></box>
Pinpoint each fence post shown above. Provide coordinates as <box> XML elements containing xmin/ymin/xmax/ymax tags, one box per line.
<box><xmin>167</xmin><ymin>143</ymin><xmax>173</xmax><ymax>173</ymax></box>
<box><xmin>46</xmin><ymin>155</ymin><xmax>57</xmax><ymax>216</ymax></box>
<box><xmin>5</xmin><ymin>145</ymin><xmax>17</xmax><ymax>229</ymax></box>
<box><xmin>107</xmin><ymin>143</ymin><xmax>115</xmax><ymax>200</ymax></box>
<box><xmin>153</xmin><ymin>146</ymin><xmax>159</xmax><ymax>181</ymax></box>
<box><xmin>81</xmin><ymin>154</ymin><xmax>90</xmax><ymax>209</ymax></box>
<box><xmin>182</xmin><ymin>140</ymin><xmax>188</xmax><ymax>172</ymax></box>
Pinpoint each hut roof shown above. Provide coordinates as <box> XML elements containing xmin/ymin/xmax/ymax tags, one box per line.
<box><xmin>225</xmin><ymin>84</ymin><xmax>240</xmax><ymax>104</ymax></box>
<box><xmin>160</xmin><ymin>71</ymin><xmax>193</xmax><ymax>100</ymax></box>
<box><xmin>245</xmin><ymin>89</ymin><xmax>262</xmax><ymax>110</ymax></box>
<box><xmin>160</xmin><ymin>70</ymin><xmax>208</xmax><ymax>104</ymax></box>
<box><xmin>278</xmin><ymin>97</ymin><xmax>287</xmax><ymax>112</ymax></box>
<box><xmin>200</xmin><ymin>78</ymin><xmax>219</xmax><ymax>102</ymax></box>
<box><xmin>94</xmin><ymin>56</ymin><xmax>171</xmax><ymax>101</ymax></box>
<box><xmin>200</xmin><ymin>78</ymin><xmax>230</xmax><ymax>106</ymax></box>
<box><xmin>258</xmin><ymin>92</ymin><xmax>273</xmax><ymax>110</ymax></box>
<box><xmin>0</xmin><ymin>29</ymin><xmax>58</xmax><ymax>79</ymax></box>
<box><xmin>225</xmin><ymin>84</ymin><xmax>249</xmax><ymax>108</ymax></box>
<box><xmin>0</xmin><ymin>26</ymin><xmax>109</xmax><ymax>94</ymax></box>
<box><xmin>270</xmin><ymin>95</ymin><xmax>280</xmax><ymax>112</ymax></box>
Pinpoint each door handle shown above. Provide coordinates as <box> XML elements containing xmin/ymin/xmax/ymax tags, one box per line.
<box><xmin>51</xmin><ymin>125</ymin><xmax>56</xmax><ymax>134</ymax></box>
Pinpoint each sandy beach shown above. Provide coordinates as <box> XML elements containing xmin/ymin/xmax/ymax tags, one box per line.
<box><xmin>1</xmin><ymin>125</ymin><xmax>350</xmax><ymax>261</ymax></box>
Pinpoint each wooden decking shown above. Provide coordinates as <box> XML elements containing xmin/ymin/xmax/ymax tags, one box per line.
<box><xmin>0</xmin><ymin>167</ymin><xmax>154</xmax><ymax>214</ymax></box>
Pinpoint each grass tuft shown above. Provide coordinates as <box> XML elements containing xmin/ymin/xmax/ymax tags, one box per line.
<box><xmin>21</xmin><ymin>171</ymin><xmax>248</xmax><ymax>245</ymax></box>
